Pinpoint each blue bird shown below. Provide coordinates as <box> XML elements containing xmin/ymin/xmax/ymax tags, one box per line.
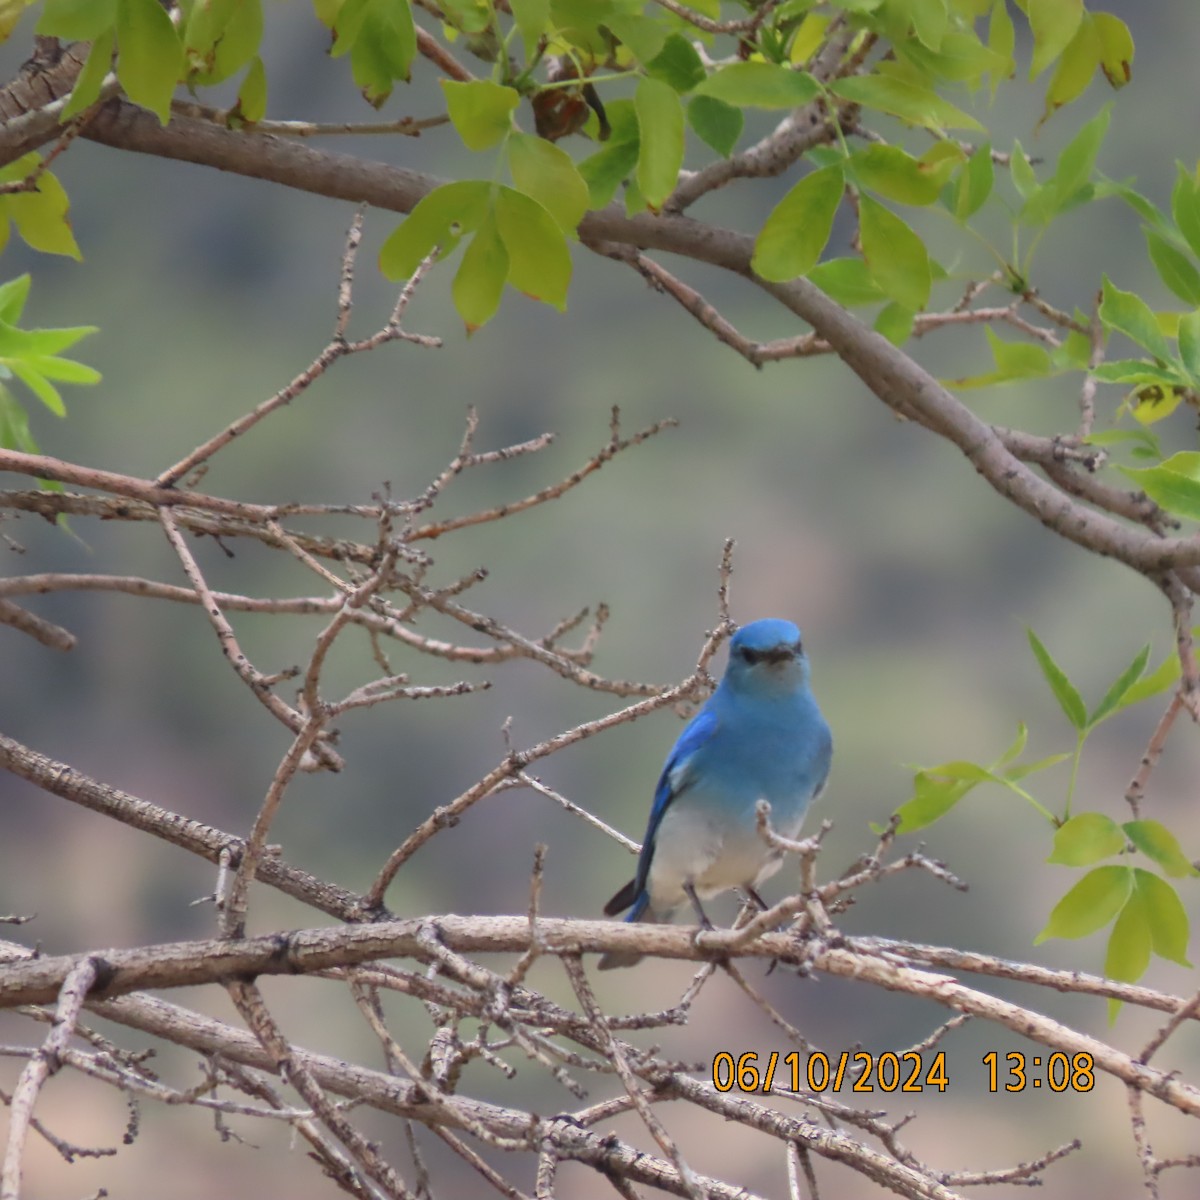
<box><xmin>598</xmin><ymin>618</ymin><xmax>832</xmax><ymax>970</ymax></box>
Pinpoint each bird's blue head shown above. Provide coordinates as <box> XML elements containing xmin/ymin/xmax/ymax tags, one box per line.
<box><xmin>722</xmin><ymin>618</ymin><xmax>810</xmax><ymax>696</ymax></box>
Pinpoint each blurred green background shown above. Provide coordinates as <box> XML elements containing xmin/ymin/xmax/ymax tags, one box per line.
<box><xmin>4</xmin><ymin>3</ymin><xmax>1200</xmax><ymax>1197</ymax></box>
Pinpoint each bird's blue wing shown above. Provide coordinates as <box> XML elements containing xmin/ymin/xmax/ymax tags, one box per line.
<box><xmin>631</xmin><ymin>705</ymin><xmax>720</xmax><ymax>898</ymax></box>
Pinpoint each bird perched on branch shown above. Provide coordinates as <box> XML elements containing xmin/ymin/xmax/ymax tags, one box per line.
<box><xmin>598</xmin><ymin>618</ymin><xmax>832</xmax><ymax>970</ymax></box>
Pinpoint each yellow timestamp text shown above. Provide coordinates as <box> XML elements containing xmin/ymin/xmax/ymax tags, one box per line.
<box><xmin>712</xmin><ymin>1050</ymin><xmax>948</xmax><ymax>1094</ymax></box>
<box><xmin>982</xmin><ymin>1051</ymin><xmax>1095</xmax><ymax>1092</ymax></box>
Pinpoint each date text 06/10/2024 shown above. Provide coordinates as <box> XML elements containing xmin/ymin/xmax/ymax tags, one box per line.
<box><xmin>711</xmin><ymin>1051</ymin><xmax>1097</xmax><ymax>1094</ymax></box>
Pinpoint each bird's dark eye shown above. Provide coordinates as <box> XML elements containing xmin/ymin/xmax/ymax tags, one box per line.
<box><xmin>739</xmin><ymin>647</ymin><xmax>762</xmax><ymax>664</ymax></box>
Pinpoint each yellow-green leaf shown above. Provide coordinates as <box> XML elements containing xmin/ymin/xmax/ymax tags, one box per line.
<box><xmin>1040</xmin><ymin>11</ymin><xmax>1098</xmax><ymax>123</ymax></box>
<box><xmin>695</xmin><ymin>62</ymin><xmax>820</xmax><ymax>109</ymax></box>
<box><xmin>1027</xmin><ymin>0</ymin><xmax>1084</xmax><ymax>80</ymax></box>
<box><xmin>1172</xmin><ymin>165</ymin><xmax>1200</xmax><ymax>261</ymax></box>
<box><xmin>752</xmin><ymin>164</ymin><xmax>843</xmax><ymax>282</ymax></box>
<box><xmin>1048</xmin><ymin>812</ymin><xmax>1125</xmax><ymax>867</ymax></box>
<box><xmin>848</xmin><ymin>145</ymin><xmax>942</xmax><ymax>206</ymax></box>
<box><xmin>829</xmin><ymin>73</ymin><xmax>983</xmax><ymax>133</ymax></box>
<box><xmin>634</xmin><ymin>75</ymin><xmax>683</xmax><ymax>210</ymax></box>
<box><xmin>1092</xmin><ymin>11</ymin><xmax>1133</xmax><ymax>88</ymax></box>
<box><xmin>38</xmin><ymin>0</ymin><xmax>114</xmax><ymax>39</ymax></box>
<box><xmin>1026</xmin><ymin>627</ymin><xmax>1086</xmax><ymax>729</ymax></box>
<box><xmin>953</xmin><ymin>143</ymin><xmax>993</xmax><ymax>220</ymax></box>
<box><xmin>1119</xmin><ymin>452</ymin><xmax>1200</xmax><ymax>522</ymax></box>
<box><xmin>1035</xmin><ymin>865</ymin><xmax>1131</xmax><ymax>943</ymax></box>
<box><xmin>859</xmin><ymin>194</ymin><xmax>930</xmax><ymax>310</ymax></box>
<box><xmin>687</xmin><ymin>95</ymin><xmax>742</xmax><ymax>158</ymax></box>
<box><xmin>509</xmin><ymin>0</ymin><xmax>548</xmax><ymax>55</ymax></box>
<box><xmin>1145</xmin><ymin>229</ymin><xmax>1200</xmax><ymax>307</ymax></box>
<box><xmin>494</xmin><ymin>186</ymin><xmax>570</xmax><ymax>309</ymax></box>
<box><xmin>452</xmin><ymin>213</ymin><xmax>509</xmax><ymax>332</ymax></box>
<box><xmin>1133</xmin><ymin>868</ymin><xmax>1191</xmax><ymax>965</ymax></box>
<box><xmin>115</xmin><ymin>0</ymin><xmax>183</xmax><ymax>124</ymax></box>
<box><xmin>233</xmin><ymin>56</ymin><xmax>267</xmax><ymax>124</ymax></box>
<box><xmin>507</xmin><ymin>132</ymin><xmax>587</xmax><ymax>234</ymax></box>
<box><xmin>1104</xmin><ymin>883</ymin><xmax>1150</xmax><ymax>1017</ymax></box>
<box><xmin>62</xmin><ymin>27</ymin><xmax>115</xmax><ymax>120</ymax></box>
<box><xmin>4</xmin><ymin>170</ymin><xmax>81</xmax><ymax>259</ymax></box>
<box><xmin>1124</xmin><ymin>821</ymin><xmax>1199</xmax><ymax>879</ymax></box>
<box><xmin>442</xmin><ymin>79</ymin><xmax>519</xmax><ymax>151</ymax></box>
<box><xmin>1100</xmin><ymin>275</ymin><xmax>1172</xmax><ymax>361</ymax></box>
<box><xmin>378</xmin><ymin>180</ymin><xmax>491</xmax><ymax>279</ymax></box>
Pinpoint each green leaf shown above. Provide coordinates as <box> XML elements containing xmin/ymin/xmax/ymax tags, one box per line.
<box><xmin>442</xmin><ymin>79</ymin><xmax>519</xmax><ymax>151</ymax></box>
<box><xmin>233</xmin><ymin>56</ymin><xmax>268</xmax><ymax>124</ymax></box>
<box><xmin>1133</xmin><ymin>868</ymin><xmax>1191</xmax><ymax>965</ymax></box>
<box><xmin>577</xmin><ymin>137</ymin><xmax>639</xmax><ymax>209</ymax></box>
<box><xmin>1145</xmin><ymin>229</ymin><xmax>1200</xmax><ymax>307</ymax></box>
<box><xmin>1119</xmin><ymin>453</ymin><xmax>1200</xmax><ymax>522</ymax></box>
<box><xmin>789</xmin><ymin>12</ymin><xmax>829</xmax><ymax>65</ymax></box>
<box><xmin>0</xmin><ymin>323</ymin><xmax>96</xmax><ymax>356</ymax></box>
<box><xmin>894</xmin><ymin>770</ymin><xmax>979</xmax><ymax>833</ymax></box>
<box><xmin>953</xmin><ymin>143</ymin><xmax>993</xmax><ymax>220</ymax></box>
<box><xmin>1179</xmin><ymin>310</ymin><xmax>1200</xmax><ymax>382</ymax></box>
<box><xmin>509</xmin><ymin>0</ymin><xmax>548</xmax><ymax>55</ymax></box>
<box><xmin>1091</xmin><ymin>359</ymin><xmax>1183</xmax><ymax>386</ymax></box>
<box><xmin>874</xmin><ymin>302</ymin><xmax>914</xmax><ymax>346</ymax></box>
<box><xmin>0</xmin><ymin>382</ymin><xmax>38</xmax><ymax>453</ymax></box>
<box><xmin>4</xmin><ymin>170</ymin><xmax>81</xmax><ymax>259</ymax></box>
<box><xmin>1047</xmin><ymin>812</ymin><xmax>1125</xmax><ymax>867</ymax></box>
<box><xmin>1124</xmin><ymin>821</ymin><xmax>1199</xmax><ymax>879</ymax></box>
<box><xmin>686</xmin><ymin>95</ymin><xmax>742</xmax><ymax>158</ymax></box>
<box><xmin>494</xmin><ymin>186</ymin><xmax>570</xmax><ymax>309</ymax></box>
<box><xmin>115</xmin><ymin>0</ymin><xmax>183</xmax><ymax>124</ymax></box>
<box><xmin>350</xmin><ymin>0</ymin><xmax>416</xmax><ymax>103</ymax></box>
<box><xmin>9</xmin><ymin>362</ymin><xmax>64</xmax><ymax>416</ymax></box>
<box><xmin>695</xmin><ymin>62</ymin><xmax>820</xmax><ymax>109</ymax></box>
<box><xmin>1050</xmin><ymin>104</ymin><xmax>1110</xmax><ymax>205</ymax></box>
<box><xmin>378</xmin><ymin>180</ymin><xmax>491</xmax><ymax>279</ymax></box>
<box><xmin>507</xmin><ymin>132</ymin><xmax>587</xmax><ymax>234</ymax></box>
<box><xmin>1041</xmin><ymin>11</ymin><xmax>1098</xmax><ymax>122</ymax></box>
<box><xmin>1091</xmin><ymin>11</ymin><xmax>1133</xmax><ymax>88</ymax></box>
<box><xmin>807</xmin><ymin>257</ymin><xmax>884</xmax><ymax>306</ymax></box>
<box><xmin>1104</xmin><ymin>884</ymin><xmax>1150</xmax><ymax>1010</ymax></box>
<box><xmin>996</xmin><ymin>721</ymin><xmax>1029</xmax><ymax>767</ymax></box>
<box><xmin>1172</xmin><ymin>165</ymin><xmax>1200</xmax><ymax>261</ymax></box>
<box><xmin>908</xmin><ymin>0</ymin><xmax>948</xmax><ymax>50</ymax></box>
<box><xmin>38</xmin><ymin>0</ymin><xmax>114</xmax><ymax>39</ymax></box>
<box><xmin>1117</xmin><ymin>649</ymin><xmax>1181</xmax><ymax>710</ymax></box>
<box><xmin>829</xmin><ymin>73</ymin><xmax>983</xmax><ymax>132</ymax></box>
<box><xmin>847</xmin><ymin>145</ymin><xmax>942</xmax><ymax>206</ymax></box>
<box><xmin>646</xmin><ymin>33</ymin><xmax>706</xmax><ymax>93</ymax></box>
<box><xmin>988</xmin><ymin>0</ymin><xmax>1015</xmax><ymax>98</ymax></box>
<box><xmin>1003</xmin><ymin>752</ymin><xmax>1071</xmax><ymax>782</ymax></box>
<box><xmin>62</xmin><ymin>27</ymin><xmax>116</xmax><ymax>120</ymax></box>
<box><xmin>1100</xmin><ymin>275</ymin><xmax>1172</xmax><ymax>361</ymax></box>
<box><xmin>1035</xmin><ymin>864</ymin><xmax>1131</xmax><ymax>943</ymax></box>
<box><xmin>186</xmin><ymin>0</ymin><xmax>263</xmax><ymax>85</ymax></box>
<box><xmin>752</xmin><ymin>164</ymin><xmax>843</xmax><ymax>282</ymax></box>
<box><xmin>1027</xmin><ymin>628</ymin><xmax>1087</xmax><ymax>730</ymax></box>
<box><xmin>1009</xmin><ymin>138</ymin><xmax>1039</xmax><ymax>200</ymax></box>
<box><xmin>634</xmin><ymin>75</ymin><xmax>684</xmax><ymax>210</ymax></box>
<box><xmin>0</xmin><ymin>275</ymin><xmax>31</xmax><ymax>325</ymax></box>
<box><xmin>603</xmin><ymin>13</ymin><xmax>664</xmax><ymax>64</ymax></box>
<box><xmin>1088</xmin><ymin>643</ymin><xmax>1150</xmax><ymax>726</ymax></box>
<box><xmin>1027</xmin><ymin>0</ymin><xmax>1084</xmax><ymax>79</ymax></box>
<box><xmin>452</xmin><ymin>213</ymin><xmax>508</xmax><ymax>332</ymax></box>
<box><xmin>23</xmin><ymin>355</ymin><xmax>100</xmax><ymax>385</ymax></box>
<box><xmin>859</xmin><ymin>194</ymin><xmax>930</xmax><ymax>311</ymax></box>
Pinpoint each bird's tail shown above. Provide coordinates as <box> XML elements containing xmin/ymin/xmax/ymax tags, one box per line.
<box><xmin>598</xmin><ymin>885</ymin><xmax>657</xmax><ymax>970</ymax></box>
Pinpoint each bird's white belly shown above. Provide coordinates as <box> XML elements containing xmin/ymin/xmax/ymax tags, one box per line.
<box><xmin>646</xmin><ymin>797</ymin><xmax>799</xmax><ymax>914</ymax></box>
